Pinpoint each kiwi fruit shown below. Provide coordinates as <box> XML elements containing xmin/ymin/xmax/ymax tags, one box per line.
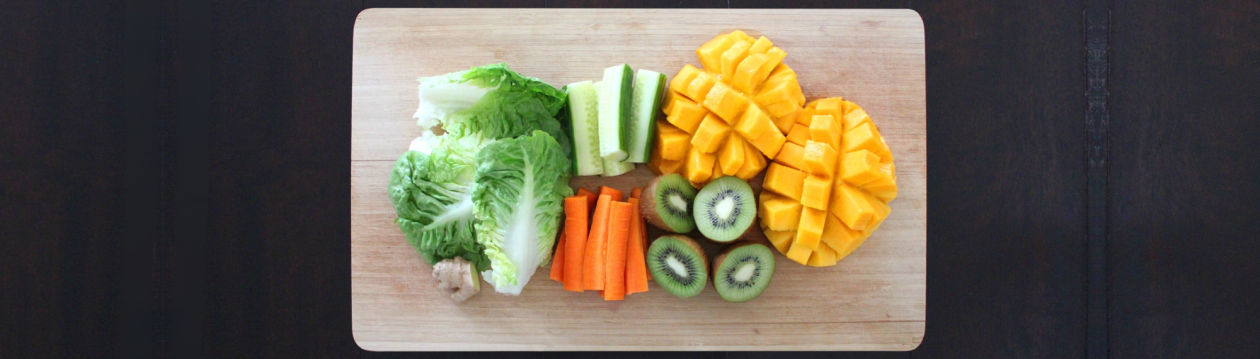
<box><xmin>693</xmin><ymin>176</ymin><xmax>757</xmax><ymax>243</ymax></box>
<box><xmin>646</xmin><ymin>235</ymin><xmax>708</xmax><ymax>298</ymax></box>
<box><xmin>641</xmin><ymin>174</ymin><xmax>698</xmax><ymax>233</ymax></box>
<box><xmin>712</xmin><ymin>242</ymin><xmax>776</xmax><ymax>303</ymax></box>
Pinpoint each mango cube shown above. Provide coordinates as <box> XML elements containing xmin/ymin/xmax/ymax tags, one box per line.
<box><xmin>830</xmin><ymin>183</ymin><xmax>877</xmax><ymax>230</ymax></box>
<box><xmin>806</xmin><ymin>244</ymin><xmax>838</xmax><ymax>267</ymax></box>
<box><xmin>702</xmin><ymin>82</ymin><xmax>749</xmax><ymax>123</ymax></box>
<box><xmin>793</xmin><ymin>207</ymin><xmax>826</xmax><ymax>251</ymax></box>
<box><xmin>842</xmin><ymin>122</ymin><xmax>884</xmax><ymax>155</ymax></box>
<box><xmin>748</xmin><ymin>127</ymin><xmax>787</xmax><ymax>159</ymax></box>
<box><xmin>774</xmin><ymin>142</ymin><xmax>806</xmax><ymax>171</ymax></box>
<box><xmin>684</xmin><ymin>71</ymin><xmax>719</xmax><ymax>104</ymax></box>
<box><xmin>731</xmin><ymin>53</ymin><xmax>771</xmax><ymax>93</ymax></box>
<box><xmin>763</xmin><ymin>163</ymin><xmax>807</xmax><ymax>200</ymax></box>
<box><xmin>813</xmin><ymin>98</ymin><xmax>845</xmax><ymax>119</ymax></box>
<box><xmin>842</xmin><ymin>106</ymin><xmax>873</xmax><ymax>131</ymax></box>
<box><xmin>768</xmin><ymin>106</ymin><xmax>798</xmax><ymax>134</ymax></box>
<box><xmin>755</xmin><ymin>80</ymin><xmax>797</xmax><ymax>106</ymax></box>
<box><xmin>667</xmin><ymin>98</ymin><xmax>707</xmax><ymax>133</ymax></box>
<box><xmin>800</xmin><ymin>175</ymin><xmax>833</xmax><ymax>210</ymax></box>
<box><xmin>720</xmin><ymin>40</ymin><xmax>752</xmax><ymax>80</ymax></box>
<box><xmin>735</xmin><ymin>139</ymin><xmax>766</xmax><ymax>179</ymax></box>
<box><xmin>820</xmin><ymin>214</ymin><xmax>861</xmax><ymax>255</ymax></box>
<box><xmin>861</xmin><ymin>162</ymin><xmax>899</xmax><ymax>200</ymax></box>
<box><xmin>717</xmin><ymin>134</ymin><xmax>746</xmax><ymax>175</ymax></box>
<box><xmin>809</xmin><ymin>114</ymin><xmax>843</xmax><ymax>150</ymax></box>
<box><xmin>669</xmin><ymin>65</ymin><xmax>703</xmax><ymax>99</ymax></box>
<box><xmin>785</xmin><ymin>241</ymin><xmax>812</xmax><ymax>265</ymax></box>
<box><xmin>749</xmin><ymin>36</ymin><xmax>774</xmax><ymax>54</ymax></box>
<box><xmin>690</xmin><ymin>114</ymin><xmax>730</xmax><ymax>153</ymax></box>
<box><xmin>759</xmin><ymin>193</ymin><xmax>803</xmax><ymax>231</ymax></box>
<box><xmin>795</xmin><ymin>107</ymin><xmax>815</xmax><ymax>127</ymax></box>
<box><xmin>786</xmin><ymin>124</ymin><xmax>810</xmax><ymax>146</ymax></box>
<box><xmin>764</xmin><ymin>229</ymin><xmax>795</xmax><ymax>253</ymax></box>
<box><xmin>685</xmin><ymin>146</ymin><xmax>716</xmax><ymax>185</ymax></box>
<box><xmin>734</xmin><ymin>104</ymin><xmax>776</xmax><ymax>139</ymax></box>
<box><xmin>696</xmin><ymin>33</ymin><xmax>735</xmax><ymax>73</ymax></box>
<box><xmin>841</xmin><ymin>149</ymin><xmax>882</xmax><ymax>186</ymax></box>
<box><xmin>802</xmin><ymin>140</ymin><xmax>839</xmax><ymax>177</ymax></box>
<box><xmin>657</xmin><ymin>120</ymin><xmax>692</xmax><ymax>161</ymax></box>
<box><xmin>662</xmin><ymin>89</ymin><xmax>678</xmax><ymax>115</ymax></box>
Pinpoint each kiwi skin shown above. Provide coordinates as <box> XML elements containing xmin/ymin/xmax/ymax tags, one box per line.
<box><xmin>649</xmin><ymin>235</ymin><xmax>710</xmax><ymax>298</ymax></box>
<box><xmin>640</xmin><ymin>175</ymin><xmax>695</xmax><ymax>233</ymax></box>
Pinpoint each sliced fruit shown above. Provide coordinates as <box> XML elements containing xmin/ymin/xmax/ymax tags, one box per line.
<box><xmin>696</xmin><ymin>33</ymin><xmax>736</xmax><ymax>73</ymax></box>
<box><xmin>669</xmin><ymin>65</ymin><xmax>703</xmax><ymax>100</ymax></box>
<box><xmin>718</xmin><ymin>134</ymin><xmax>746</xmax><ymax>175</ymax></box>
<box><xmin>841</xmin><ymin>149</ymin><xmax>882</xmax><ymax>186</ymax></box>
<box><xmin>657</xmin><ymin>120</ymin><xmax>692</xmax><ymax>161</ymax></box>
<box><xmin>842</xmin><ymin>105</ymin><xmax>873</xmax><ymax>131</ymax></box>
<box><xmin>667</xmin><ymin>98</ymin><xmax>707</xmax><ymax>134</ymax></box>
<box><xmin>784</xmin><ymin>240</ymin><xmax>811</xmax><ymax>265</ymax></box>
<box><xmin>793</xmin><ymin>207</ymin><xmax>826</xmax><ymax>251</ymax></box>
<box><xmin>774</xmin><ymin>141</ymin><xmax>806</xmax><ymax>171</ymax></box>
<box><xmin>684</xmin><ymin>71</ymin><xmax>719</xmax><ymax>104</ymax></box>
<box><xmin>640</xmin><ymin>174</ymin><xmax>699</xmax><ymax>233</ymax></box>
<box><xmin>785</xmin><ymin>124</ymin><xmax>810</xmax><ymax>146</ymax></box>
<box><xmin>763</xmin><ymin>229</ymin><xmax>795</xmax><ymax>253</ymax></box>
<box><xmin>694</xmin><ymin>176</ymin><xmax>757</xmax><ymax>243</ymax></box>
<box><xmin>684</xmin><ymin>146</ymin><xmax>716</xmax><ymax>185</ymax></box>
<box><xmin>842</xmin><ymin>122</ymin><xmax>884</xmax><ymax>155</ymax></box>
<box><xmin>800</xmin><ymin>174</ymin><xmax>833</xmax><ymax>210</ymax></box>
<box><xmin>749</xmin><ymin>36</ymin><xmax>773</xmax><ymax>54</ymax></box>
<box><xmin>712</xmin><ymin>242</ymin><xmax>776</xmax><ymax>302</ymax></box>
<box><xmin>762</xmin><ymin>163</ymin><xmax>806</xmax><ymax>200</ymax></box>
<box><xmin>720</xmin><ymin>39</ymin><xmax>752</xmax><ymax>80</ymax></box>
<box><xmin>735</xmin><ymin>138</ymin><xmax>767</xmax><ymax>179</ymax></box>
<box><xmin>820</xmin><ymin>214</ymin><xmax>862</xmax><ymax>255</ymax></box>
<box><xmin>831</xmin><ymin>183</ymin><xmax>877</xmax><ymax>231</ymax></box>
<box><xmin>802</xmin><ymin>140</ymin><xmax>839</xmax><ymax>177</ymax></box>
<box><xmin>758</xmin><ymin>192</ymin><xmax>802</xmax><ymax>231</ymax></box>
<box><xmin>861</xmin><ymin>162</ymin><xmax>899</xmax><ymax>200</ymax></box>
<box><xmin>808</xmin><ymin>114</ymin><xmax>843</xmax><ymax>150</ymax></box>
<box><xmin>806</xmin><ymin>243</ymin><xmax>838</xmax><ymax>267</ymax></box>
<box><xmin>702</xmin><ymin>82</ymin><xmax>750</xmax><ymax>123</ymax></box>
<box><xmin>691</xmin><ymin>114</ymin><xmax>731</xmax><ymax>154</ymax></box>
<box><xmin>646</xmin><ymin>235</ymin><xmax>708</xmax><ymax>298</ymax></box>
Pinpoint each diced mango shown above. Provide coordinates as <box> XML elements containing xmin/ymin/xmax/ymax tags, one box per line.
<box><xmin>813</xmin><ymin>98</ymin><xmax>844</xmax><ymax>120</ymax></box>
<box><xmin>729</xmin><ymin>30</ymin><xmax>754</xmax><ymax>44</ymax></box>
<box><xmin>749</xmin><ymin>36</ymin><xmax>774</xmax><ymax>54</ymax></box>
<box><xmin>684</xmin><ymin>71</ymin><xmax>719</xmax><ymax>104</ymax></box>
<box><xmin>734</xmin><ymin>104</ymin><xmax>776</xmax><ymax>140</ymax></box>
<box><xmin>662</xmin><ymin>89</ymin><xmax>678</xmax><ymax>115</ymax></box>
<box><xmin>793</xmin><ymin>207</ymin><xmax>826</xmax><ymax>251</ymax></box>
<box><xmin>762</xmin><ymin>47</ymin><xmax>787</xmax><ymax>77</ymax></box>
<box><xmin>735</xmin><ymin>138</ymin><xmax>766</xmax><ymax>179</ymax></box>
<box><xmin>806</xmin><ymin>244</ymin><xmax>838</xmax><ymax>267</ymax></box>
<box><xmin>820</xmin><ymin>214</ymin><xmax>862</xmax><ymax>255</ymax></box>
<box><xmin>657</xmin><ymin>158</ymin><xmax>684</xmax><ymax>175</ymax></box>
<box><xmin>718</xmin><ymin>134</ymin><xmax>746</xmax><ymax>175</ymax></box>
<box><xmin>657</xmin><ymin>120</ymin><xmax>691</xmax><ymax>161</ymax></box>
<box><xmin>775</xmin><ymin>142</ymin><xmax>806</xmax><ymax>171</ymax></box>
<box><xmin>809</xmin><ymin>114</ymin><xmax>843</xmax><ymax>151</ymax></box>
<box><xmin>685</xmin><ymin>146</ymin><xmax>716</xmax><ymax>185</ymax></box>
<box><xmin>861</xmin><ymin>162</ymin><xmax>899</xmax><ymax>200</ymax></box>
<box><xmin>763</xmin><ymin>163</ymin><xmax>806</xmax><ymax>200</ymax></box>
<box><xmin>786</xmin><ymin>124</ymin><xmax>810</xmax><ymax>146</ymax></box>
<box><xmin>759</xmin><ymin>193</ymin><xmax>803</xmax><ymax>231</ymax></box>
<box><xmin>835</xmin><ymin>233</ymin><xmax>869</xmax><ymax>261</ymax></box>
<box><xmin>696</xmin><ymin>34</ymin><xmax>735</xmax><ymax>73</ymax></box>
<box><xmin>669</xmin><ymin>65</ymin><xmax>703</xmax><ymax>98</ymax></box>
<box><xmin>731</xmin><ymin>53</ymin><xmax>771</xmax><ymax>93</ymax></box>
<box><xmin>747</xmin><ymin>127</ymin><xmax>787</xmax><ymax>159</ymax></box>
<box><xmin>830</xmin><ymin>183</ymin><xmax>877</xmax><ymax>231</ymax></box>
<box><xmin>785</xmin><ymin>241</ymin><xmax>812</xmax><ymax>265</ymax></box>
<box><xmin>842</xmin><ymin>106</ymin><xmax>873</xmax><ymax>131</ymax></box>
<box><xmin>712</xmin><ymin>155</ymin><xmax>726</xmax><ymax>178</ymax></box>
<box><xmin>796</xmin><ymin>107</ymin><xmax>815</xmax><ymax>127</ymax></box>
<box><xmin>841</xmin><ymin>150</ymin><xmax>882</xmax><ymax>186</ymax></box>
<box><xmin>720</xmin><ymin>40</ymin><xmax>752</xmax><ymax>80</ymax></box>
<box><xmin>667</xmin><ymin>98</ymin><xmax>707</xmax><ymax>133</ymax></box>
<box><xmin>800</xmin><ymin>175</ymin><xmax>833</xmax><ymax>210</ymax></box>
<box><xmin>768</xmin><ymin>107</ymin><xmax>798</xmax><ymax>135</ymax></box>
<box><xmin>691</xmin><ymin>114</ymin><xmax>730</xmax><ymax>153</ymax></box>
<box><xmin>875</xmin><ymin>136</ymin><xmax>893</xmax><ymax>163</ymax></box>
<box><xmin>702</xmin><ymin>82</ymin><xmax>749</xmax><ymax>123</ymax></box>
<box><xmin>842</xmin><ymin>122</ymin><xmax>884</xmax><ymax>155</ymax></box>
<box><xmin>764</xmin><ymin>229</ymin><xmax>795</xmax><ymax>253</ymax></box>
<box><xmin>755</xmin><ymin>81</ymin><xmax>797</xmax><ymax>106</ymax></box>
<box><xmin>802</xmin><ymin>140</ymin><xmax>839</xmax><ymax>177</ymax></box>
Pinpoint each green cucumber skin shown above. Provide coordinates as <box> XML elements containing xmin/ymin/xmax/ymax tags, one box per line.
<box><xmin>601</xmin><ymin>158</ymin><xmax>636</xmax><ymax>177</ymax></box>
<box><xmin>626</xmin><ymin>70</ymin><xmax>666</xmax><ymax>163</ymax></box>
<box><xmin>598</xmin><ymin>64</ymin><xmax>633</xmax><ymax>162</ymax></box>
<box><xmin>566</xmin><ymin>81</ymin><xmax>604</xmax><ymax>176</ymax></box>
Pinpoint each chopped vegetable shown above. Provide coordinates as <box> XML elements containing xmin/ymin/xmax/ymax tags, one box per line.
<box><xmin>631</xmin><ymin>187</ymin><xmax>643</xmax><ymax>199</ymax></box>
<box><xmin>604</xmin><ymin>201</ymin><xmax>634</xmax><ymax>300</ymax></box>
<box><xmin>473</xmin><ymin>131</ymin><xmax>573</xmax><ymax>295</ymax></box>
<box><xmin>576</xmin><ymin>187</ymin><xmax>599</xmax><ymax>212</ymax></box>
<box><xmin>389</xmin><ymin>134</ymin><xmax>492</xmax><ymax>271</ymax></box>
<box><xmin>549</xmin><ymin>230</ymin><xmax>567</xmax><ymax>282</ymax></box>
<box><xmin>432</xmin><ymin>257</ymin><xmax>481</xmax><ymax>302</ymax></box>
<box><xmin>625</xmin><ymin>197</ymin><xmax>649</xmax><ymax>294</ymax></box>
<box><xmin>584</xmin><ymin>194</ymin><xmax>613</xmax><ymax>290</ymax></box>
<box><xmin>598</xmin><ymin>186</ymin><xmax>624</xmax><ymax>202</ymax></box>
<box><xmin>566</xmin><ymin>80</ymin><xmax>604</xmax><ymax>175</ymax></box>
<box><xmin>562</xmin><ymin>196</ymin><xmax>589</xmax><ymax>292</ymax></box>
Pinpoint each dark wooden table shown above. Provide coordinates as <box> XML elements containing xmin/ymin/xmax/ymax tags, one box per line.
<box><xmin>1</xmin><ymin>0</ymin><xmax>1257</xmax><ymax>358</ymax></box>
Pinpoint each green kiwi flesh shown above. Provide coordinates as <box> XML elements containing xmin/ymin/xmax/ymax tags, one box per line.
<box><xmin>712</xmin><ymin>242</ymin><xmax>776</xmax><ymax>303</ymax></box>
<box><xmin>640</xmin><ymin>174</ymin><xmax>698</xmax><ymax>233</ymax></box>
<box><xmin>693</xmin><ymin>176</ymin><xmax>757</xmax><ymax>242</ymax></box>
<box><xmin>646</xmin><ymin>235</ymin><xmax>708</xmax><ymax>298</ymax></box>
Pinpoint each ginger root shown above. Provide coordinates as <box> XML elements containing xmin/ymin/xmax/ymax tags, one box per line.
<box><xmin>432</xmin><ymin>257</ymin><xmax>480</xmax><ymax>302</ymax></box>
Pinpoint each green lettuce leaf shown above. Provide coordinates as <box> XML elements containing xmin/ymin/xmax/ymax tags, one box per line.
<box><xmin>472</xmin><ymin>130</ymin><xmax>573</xmax><ymax>295</ymax></box>
<box><xmin>389</xmin><ymin>135</ymin><xmax>492</xmax><ymax>272</ymax></box>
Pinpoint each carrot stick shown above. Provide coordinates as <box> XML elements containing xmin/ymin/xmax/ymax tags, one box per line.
<box><xmin>641</xmin><ymin>213</ymin><xmax>651</xmax><ymax>282</ymax></box>
<box><xmin>604</xmin><ymin>201</ymin><xmax>633</xmax><ymax>301</ymax></box>
<box><xmin>624</xmin><ymin>198</ymin><xmax>649</xmax><ymax>294</ymax></box>
<box><xmin>576</xmin><ymin>187</ymin><xmax>598</xmax><ymax>211</ymax></box>
<box><xmin>563</xmin><ymin>196</ymin><xmax>588</xmax><ymax>292</ymax></box>
<box><xmin>631</xmin><ymin>187</ymin><xmax>643</xmax><ymax>200</ymax></box>
<box><xmin>598</xmin><ymin>186</ymin><xmax>624</xmax><ymax>202</ymax></box>
<box><xmin>549</xmin><ymin>229</ymin><xmax>566</xmax><ymax>282</ymax></box>
<box><xmin>583</xmin><ymin>194</ymin><xmax>613</xmax><ymax>291</ymax></box>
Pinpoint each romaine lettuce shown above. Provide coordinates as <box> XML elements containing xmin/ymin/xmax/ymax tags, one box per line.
<box><xmin>414</xmin><ymin>63</ymin><xmax>570</xmax><ymax>156</ymax></box>
<box><xmin>389</xmin><ymin>134</ymin><xmax>492</xmax><ymax>271</ymax></box>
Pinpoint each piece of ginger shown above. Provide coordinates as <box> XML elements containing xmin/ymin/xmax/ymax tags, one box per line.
<box><xmin>432</xmin><ymin>257</ymin><xmax>480</xmax><ymax>302</ymax></box>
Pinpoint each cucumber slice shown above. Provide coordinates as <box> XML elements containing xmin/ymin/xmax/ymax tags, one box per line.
<box><xmin>601</xmin><ymin>158</ymin><xmax>636</xmax><ymax>177</ymax></box>
<box><xmin>566</xmin><ymin>81</ymin><xmax>604</xmax><ymax>176</ymax></box>
<box><xmin>625</xmin><ymin>69</ymin><xmax>667</xmax><ymax>163</ymax></box>
<box><xmin>598</xmin><ymin>64</ymin><xmax>634</xmax><ymax>162</ymax></box>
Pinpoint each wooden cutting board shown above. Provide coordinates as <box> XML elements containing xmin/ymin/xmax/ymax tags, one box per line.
<box><xmin>352</xmin><ymin>8</ymin><xmax>925</xmax><ymax>351</ymax></box>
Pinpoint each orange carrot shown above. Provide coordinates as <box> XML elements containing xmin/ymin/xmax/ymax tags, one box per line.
<box><xmin>598</xmin><ymin>186</ymin><xmax>624</xmax><ymax>202</ymax></box>
<box><xmin>576</xmin><ymin>187</ymin><xmax>598</xmax><ymax>211</ymax></box>
<box><xmin>625</xmin><ymin>198</ymin><xmax>649</xmax><ymax>294</ymax></box>
<box><xmin>549</xmin><ymin>229</ymin><xmax>566</xmax><ymax>282</ymax></box>
<box><xmin>641</xmin><ymin>212</ymin><xmax>651</xmax><ymax>282</ymax></box>
<box><xmin>631</xmin><ymin>187</ymin><xmax>643</xmax><ymax>200</ymax></box>
<box><xmin>604</xmin><ymin>201</ymin><xmax>633</xmax><ymax>301</ymax></box>
<box><xmin>583</xmin><ymin>194</ymin><xmax>613</xmax><ymax>291</ymax></box>
<box><xmin>563</xmin><ymin>196</ymin><xmax>588</xmax><ymax>292</ymax></box>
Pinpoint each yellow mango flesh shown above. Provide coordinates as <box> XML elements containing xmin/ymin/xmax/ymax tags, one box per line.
<box><xmin>800</xmin><ymin>174</ymin><xmax>833</xmax><ymax>210</ymax></box>
<box><xmin>721</xmin><ymin>40</ymin><xmax>752</xmax><ymax>80</ymax></box>
<box><xmin>785</xmin><ymin>241</ymin><xmax>812</xmax><ymax>265</ymax></box>
<box><xmin>696</xmin><ymin>34</ymin><xmax>735</xmax><ymax>73</ymax></box>
<box><xmin>690</xmin><ymin>114</ymin><xmax>730</xmax><ymax>154</ymax></box>
<box><xmin>702</xmin><ymin>82</ymin><xmax>749</xmax><ymax>123</ymax></box>
<box><xmin>806</xmin><ymin>243</ymin><xmax>838</xmax><ymax>267</ymax></box>
<box><xmin>749</xmin><ymin>36</ymin><xmax>773</xmax><ymax>54</ymax></box>
<box><xmin>842</xmin><ymin>106</ymin><xmax>874</xmax><ymax>132</ymax></box>
<box><xmin>670</xmin><ymin>65</ymin><xmax>703</xmax><ymax>100</ymax></box>
<box><xmin>667</xmin><ymin>98</ymin><xmax>707</xmax><ymax>134</ymax></box>
<box><xmin>763</xmin><ymin>163</ymin><xmax>806</xmax><ymax>201</ymax></box>
<box><xmin>685</xmin><ymin>71</ymin><xmax>719</xmax><ymax>104</ymax></box>
<box><xmin>717</xmin><ymin>134</ymin><xmax>746</xmax><ymax>175</ymax></box>
<box><xmin>685</xmin><ymin>146</ymin><xmax>716</xmax><ymax>185</ymax></box>
<box><xmin>793</xmin><ymin>206</ymin><xmax>826</xmax><ymax>251</ymax></box>
<box><xmin>657</xmin><ymin>120</ymin><xmax>691</xmax><ymax>161</ymax></box>
<box><xmin>809</xmin><ymin>114</ymin><xmax>843</xmax><ymax>150</ymax></box>
<box><xmin>765</xmin><ymin>229</ymin><xmax>795</xmax><ymax>253</ymax></box>
<box><xmin>768</xmin><ymin>105</ymin><xmax>799</xmax><ymax>133</ymax></box>
<box><xmin>786</xmin><ymin>124</ymin><xmax>810</xmax><ymax>146</ymax></box>
<box><xmin>759</xmin><ymin>192</ymin><xmax>803</xmax><ymax>231</ymax></box>
<box><xmin>735</xmin><ymin>138</ymin><xmax>766</xmax><ymax>179</ymax></box>
<box><xmin>861</xmin><ymin>162</ymin><xmax>899</xmax><ymax>200</ymax></box>
<box><xmin>842</xmin><ymin>122</ymin><xmax>884</xmax><ymax>154</ymax></box>
<box><xmin>774</xmin><ymin>141</ymin><xmax>806</xmax><ymax>171</ymax></box>
<box><xmin>832</xmin><ymin>183</ymin><xmax>876</xmax><ymax>231</ymax></box>
<box><xmin>820</xmin><ymin>214</ymin><xmax>861</xmax><ymax>255</ymax></box>
<box><xmin>841</xmin><ymin>149</ymin><xmax>882</xmax><ymax>186</ymax></box>
<box><xmin>802</xmin><ymin>140</ymin><xmax>839</xmax><ymax>177</ymax></box>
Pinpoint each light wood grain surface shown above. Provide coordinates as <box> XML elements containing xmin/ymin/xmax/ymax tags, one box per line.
<box><xmin>352</xmin><ymin>8</ymin><xmax>925</xmax><ymax>351</ymax></box>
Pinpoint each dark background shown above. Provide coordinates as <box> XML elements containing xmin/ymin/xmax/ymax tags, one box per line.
<box><xmin>1</xmin><ymin>0</ymin><xmax>1257</xmax><ymax>357</ymax></box>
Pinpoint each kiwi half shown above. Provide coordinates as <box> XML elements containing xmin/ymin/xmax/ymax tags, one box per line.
<box><xmin>712</xmin><ymin>242</ymin><xmax>776</xmax><ymax>303</ymax></box>
<box><xmin>693</xmin><ymin>176</ymin><xmax>757</xmax><ymax>242</ymax></box>
<box><xmin>641</xmin><ymin>174</ymin><xmax>698</xmax><ymax>233</ymax></box>
<box><xmin>646</xmin><ymin>235</ymin><xmax>708</xmax><ymax>298</ymax></box>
